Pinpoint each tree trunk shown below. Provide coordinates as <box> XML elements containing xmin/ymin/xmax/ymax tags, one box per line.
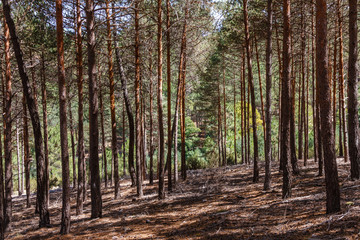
<box><xmin>30</xmin><ymin>49</ymin><xmax>40</xmax><ymax>215</ymax></box>
<box><xmin>158</xmin><ymin>0</ymin><xmax>166</xmax><ymax>199</ymax></box>
<box><xmin>316</xmin><ymin>74</ymin><xmax>323</xmax><ymax>176</ymax></box>
<box><xmin>56</xmin><ymin>0</ymin><xmax>71</xmax><ymax>233</ymax></box>
<box><xmin>336</xmin><ymin>0</ymin><xmax>348</xmax><ymax>163</ymax></box>
<box><xmin>347</xmin><ymin>0</ymin><xmax>360</xmax><ymax>180</ymax></box>
<box><xmin>69</xmin><ymin>101</ymin><xmax>76</xmax><ymax>189</ymax></box>
<box><xmin>41</xmin><ymin>52</ymin><xmax>49</xmax><ymax>206</ymax></box>
<box><xmin>0</xmin><ymin>104</ymin><xmax>4</xmax><ymax>239</ymax></box>
<box><xmin>218</xmin><ymin>78</ymin><xmax>223</xmax><ymax>167</ymax></box>
<box><xmin>149</xmin><ymin>45</ymin><xmax>154</xmax><ymax>185</ymax></box>
<box><xmin>240</xmin><ymin>57</ymin><xmax>244</xmax><ymax>165</ymax></box>
<box><xmin>3</xmin><ymin>17</ymin><xmax>12</xmax><ymax>230</ymax></box>
<box><xmin>122</xmin><ymin>102</ymin><xmax>126</xmax><ymax>177</ymax></box>
<box><xmin>299</xmin><ymin>0</ymin><xmax>306</xmax><ymax>162</ymax></box>
<box><xmin>166</xmin><ymin>0</ymin><xmax>172</xmax><ymax>192</ymax></box>
<box><xmin>114</xmin><ymin>42</ymin><xmax>136</xmax><ymax>188</ymax></box>
<box><xmin>174</xmin><ymin>107</ymin><xmax>179</xmax><ymax>182</ymax></box>
<box><xmin>99</xmin><ymin>82</ymin><xmax>107</xmax><ymax>188</ymax></box>
<box><xmin>264</xmin><ymin>0</ymin><xmax>272</xmax><ymax>191</ymax></box>
<box><xmin>311</xmin><ymin>4</ymin><xmax>317</xmax><ymax>164</ymax></box>
<box><xmin>222</xmin><ymin>57</ymin><xmax>227</xmax><ymax>166</ymax></box>
<box><xmin>135</xmin><ymin>0</ymin><xmax>144</xmax><ymax>198</ymax></box>
<box><xmin>23</xmin><ymin>96</ymin><xmax>30</xmax><ymax>208</ymax></box>
<box><xmin>75</xmin><ymin>0</ymin><xmax>85</xmax><ymax>215</ymax></box>
<box><xmin>246</xmin><ymin>82</ymin><xmax>250</xmax><ymax>166</ymax></box>
<box><xmin>254</xmin><ymin>35</ymin><xmax>266</xmax><ymax>141</ymax></box>
<box><xmin>289</xmin><ymin>32</ymin><xmax>299</xmax><ymax>175</ymax></box>
<box><xmin>275</xmin><ymin>22</ymin><xmax>282</xmax><ymax>165</ymax></box>
<box><xmin>180</xmin><ymin>3</ymin><xmax>188</xmax><ymax>180</ymax></box>
<box><xmin>233</xmin><ymin>75</ymin><xmax>237</xmax><ymax>164</ymax></box>
<box><xmin>16</xmin><ymin>118</ymin><xmax>22</xmax><ymax>196</ymax></box>
<box><xmin>316</xmin><ymin>0</ymin><xmax>341</xmax><ymax>214</ymax></box>
<box><xmin>281</xmin><ymin>0</ymin><xmax>292</xmax><ymax>199</ymax></box>
<box><xmin>165</xmin><ymin>13</ymin><xmax>188</xmax><ymax>185</ymax></box>
<box><xmin>105</xmin><ymin>0</ymin><xmax>119</xmax><ymax>197</ymax></box>
<box><xmin>304</xmin><ymin>44</ymin><xmax>310</xmax><ymax>167</ymax></box>
<box><xmin>243</xmin><ymin>0</ymin><xmax>259</xmax><ymax>183</ymax></box>
<box><xmin>338</xmin><ymin>93</ymin><xmax>343</xmax><ymax>157</ymax></box>
<box><xmin>2</xmin><ymin>0</ymin><xmax>50</xmax><ymax>227</ymax></box>
<box><xmin>242</xmin><ymin>51</ymin><xmax>247</xmax><ymax>165</ymax></box>
<box><xmin>332</xmin><ymin>34</ymin><xmax>337</xmax><ymax>151</ymax></box>
<box><xmin>85</xmin><ymin>0</ymin><xmax>102</xmax><ymax>218</ymax></box>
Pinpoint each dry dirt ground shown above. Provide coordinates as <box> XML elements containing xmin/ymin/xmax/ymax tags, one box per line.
<box><xmin>7</xmin><ymin>158</ymin><xmax>360</xmax><ymax>239</ymax></box>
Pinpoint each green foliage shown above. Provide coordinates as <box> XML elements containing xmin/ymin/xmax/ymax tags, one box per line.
<box><xmin>187</xmin><ymin>149</ymin><xmax>207</xmax><ymax>170</ymax></box>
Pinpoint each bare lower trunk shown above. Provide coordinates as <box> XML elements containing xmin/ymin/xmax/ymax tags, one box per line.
<box><xmin>69</xmin><ymin>102</ymin><xmax>76</xmax><ymax>189</ymax></box>
<box><xmin>243</xmin><ymin>0</ymin><xmax>259</xmax><ymax>183</ymax></box>
<box><xmin>149</xmin><ymin>47</ymin><xmax>154</xmax><ymax>185</ymax></box>
<box><xmin>16</xmin><ymin>119</ymin><xmax>22</xmax><ymax>196</ymax></box>
<box><xmin>99</xmin><ymin>84</ymin><xmax>107</xmax><ymax>188</ymax></box>
<box><xmin>264</xmin><ymin>0</ymin><xmax>272</xmax><ymax>191</ymax></box>
<box><xmin>23</xmin><ymin>96</ymin><xmax>30</xmax><ymax>208</ymax></box>
<box><xmin>106</xmin><ymin>0</ymin><xmax>119</xmax><ymax>197</ymax></box>
<box><xmin>41</xmin><ymin>52</ymin><xmax>49</xmax><ymax>206</ymax></box>
<box><xmin>316</xmin><ymin>0</ymin><xmax>340</xmax><ymax>213</ymax></box>
<box><xmin>0</xmin><ymin>111</ymin><xmax>4</xmax><ymax>239</ymax></box>
<box><xmin>2</xmin><ymin>0</ymin><xmax>50</xmax><ymax>226</ymax></box>
<box><xmin>158</xmin><ymin>0</ymin><xmax>165</xmax><ymax>199</ymax></box>
<box><xmin>222</xmin><ymin>59</ymin><xmax>227</xmax><ymax>166</ymax></box>
<box><xmin>174</xmin><ymin>109</ymin><xmax>179</xmax><ymax>183</ymax></box>
<box><xmin>75</xmin><ymin>0</ymin><xmax>85</xmax><ymax>215</ymax></box>
<box><xmin>56</xmin><ymin>0</ymin><xmax>71</xmax><ymax>233</ymax></box>
<box><xmin>337</xmin><ymin>0</ymin><xmax>348</xmax><ymax>163</ymax></box>
<box><xmin>3</xmin><ymin>16</ymin><xmax>12</xmax><ymax>231</ymax></box>
<box><xmin>347</xmin><ymin>0</ymin><xmax>360</xmax><ymax>180</ymax></box>
<box><xmin>135</xmin><ymin>0</ymin><xmax>143</xmax><ymax>198</ymax></box>
<box><xmin>166</xmin><ymin>0</ymin><xmax>172</xmax><ymax>192</ymax></box>
<box><xmin>86</xmin><ymin>0</ymin><xmax>102</xmax><ymax>218</ymax></box>
<box><xmin>113</xmin><ymin>20</ymin><xmax>136</xmax><ymax>188</ymax></box>
<box><xmin>180</xmin><ymin>3</ymin><xmax>188</xmax><ymax>180</ymax></box>
<box><xmin>281</xmin><ymin>0</ymin><xmax>292</xmax><ymax>199</ymax></box>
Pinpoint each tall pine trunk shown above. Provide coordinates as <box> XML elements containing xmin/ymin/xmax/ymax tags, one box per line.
<box><xmin>166</xmin><ymin>0</ymin><xmax>172</xmax><ymax>192</ymax></box>
<box><xmin>311</xmin><ymin>4</ymin><xmax>317</xmax><ymax>164</ymax></box>
<box><xmin>0</xmin><ymin>107</ymin><xmax>4</xmax><ymax>239</ymax></box>
<box><xmin>316</xmin><ymin>0</ymin><xmax>341</xmax><ymax>214</ymax></box>
<box><xmin>336</xmin><ymin>0</ymin><xmax>348</xmax><ymax>163</ymax></box>
<box><xmin>264</xmin><ymin>0</ymin><xmax>272</xmax><ymax>191</ymax></box>
<box><xmin>222</xmin><ymin>57</ymin><xmax>227</xmax><ymax>166</ymax></box>
<box><xmin>243</xmin><ymin>0</ymin><xmax>259</xmax><ymax>183</ymax></box>
<box><xmin>347</xmin><ymin>0</ymin><xmax>360</xmax><ymax>180</ymax></box>
<box><xmin>105</xmin><ymin>0</ymin><xmax>119</xmax><ymax>196</ymax></box>
<box><xmin>41</xmin><ymin>52</ymin><xmax>49</xmax><ymax>205</ymax></box>
<box><xmin>135</xmin><ymin>0</ymin><xmax>144</xmax><ymax>198</ymax></box>
<box><xmin>149</xmin><ymin>44</ymin><xmax>154</xmax><ymax>185</ymax></box>
<box><xmin>86</xmin><ymin>0</ymin><xmax>102</xmax><ymax>218</ymax></box>
<box><xmin>23</xmin><ymin>96</ymin><xmax>30</xmax><ymax>208</ymax></box>
<box><xmin>99</xmin><ymin>82</ymin><xmax>107</xmax><ymax>188</ymax></box>
<box><xmin>2</xmin><ymin>0</ymin><xmax>50</xmax><ymax>227</ymax></box>
<box><xmin>233</xmin><ymin>75</ymin><xmax>237</xmax><ymax>164</ymax></box>
<box><xmin>3</xmin><ymin>17</ymin><xmax>12</xmax><ymax>230</ymax></box>
<box><xmin>114</xmin><ymin>44</ymin><xmax>136</xmax><ymax>187</ymax></box>
<box><xmin>16</xmin><ymin>118</ymin><xmax>22</xmax><ymax>196</ymax></box>
<box><xmin>158</xmin><ymin>0</ymin><xmax>166</xmax><ymax>199</ymax></box>
<box><xmin>281</xmin><ymin>0</ymin><xmax>292</xmax><ymax>199</ymax></box>
<box><xmin>75</xmin><ymin>0</ymin><xmax>85</xmax><ymax>215</ymax></box>
<box><xmin>69</xmin><ymin>101</ymin><xmax>76</xmax><ymax>189</ymax></box>
<box><xmin>56</xmin><ymin>0</ymin><xmax>71</xmax><ymax>233</ymax></box>
<box><xmin>254</xmin><ymin>35</ymin><xmax>266</xmax><ymax>141</ymax></box>
<box><xmin>180</xmin><ymin>2</ymin><xmax>188</xmax><ymax>180</ymax></box>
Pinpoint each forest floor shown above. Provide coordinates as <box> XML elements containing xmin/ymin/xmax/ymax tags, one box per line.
<box><xmin>7</xmin><ymin>158</ymin><xmax>360</xmax><ymax>240</ymax></box>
